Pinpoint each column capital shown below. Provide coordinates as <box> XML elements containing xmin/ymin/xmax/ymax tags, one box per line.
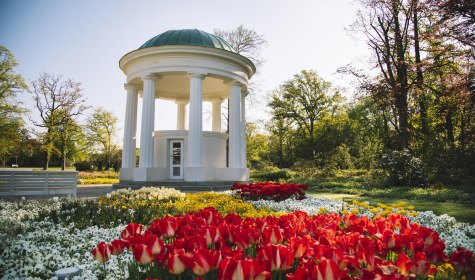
<box><xmin>124</xmin><ymin>83</ymin><xmax>138</xmax><ymax>91</ymax></box>
<box><xmin>142</xmin><ymin>74</ymin><xmax>160</xmax><ymax>81</ymax></box>
<box><xmin>208</xmin><ymin>97</ymin><xmax>223</xmax><ymax>104</ymax></box>
<box><xmin>188</xmin><ymin>73</ymin><xmax>206</xmax><ymax>80</ymax></box>
<box><xmin>175</xmin><ymin>99</ymin><xmax>189</xmax><ymax>105</ymax></box>
<box><xmin>225</xmin><ymin>80</ymin><xmax>243</xmax><ymax>87</ymax></box>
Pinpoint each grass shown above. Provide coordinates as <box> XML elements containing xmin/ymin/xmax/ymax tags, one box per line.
<box><xmin>249</xmin><ymin>168</ymin><xmax>475</xmax><ymax>225</ymax></box>
<box><xmin>310</xmin><ymin>193</ymin><xmax>475</xmax><ymax>224</ymax></box>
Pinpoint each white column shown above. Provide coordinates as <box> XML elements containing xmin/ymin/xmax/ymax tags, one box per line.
<box><xmin>241</xmin><ymin>92</ymin><xmax>247</xmax><ymax>168</ymax></box>
<box><xmin>210</xmin><ymin>98</ymin><xmax>223</xmax><ymax>132</ymax></box>
<box><xmin>175</xmin><ymin>100</ymin><xmax>188</xmax><ymax>130</ymax></box>
<box><xmin>121</xmin><ymin>83</ymin><xmax>138</xmax><ymax>168</ymax></box>
<box><xmin>228</xmin><ymin>81</ymin><xmax>242</xmax><ymax>168</ymax></box>
<box><xmin>139</xmin><ymin>74</ymin><xmax>157</xmax><ymax>168</ymax></box>
<box><xmin>188</xmin><ymin>73</ymin><xmax>205</xmax><ymax>167</ymax></box>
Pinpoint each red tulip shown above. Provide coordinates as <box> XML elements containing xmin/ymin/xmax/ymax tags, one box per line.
<box><xmin>450</xmin><ymin>247</ymin><xmax>474</xmax><ymax>274</ymax></box>
<box><xmin>120</xmin><ymin>222</ymin><xmax>143</xmax><ymax>239</ymax></box>
<box><xmin>258</xmin><ymin>243</ymin><xmax>294</xmax><ymax>271</ymax></box>
<box><xmin>219</xmin><ymin>257</ymin><xmax>248</xmax><ymax>280</ymax></box>
<box><xmin>242</xmin><ymin>257</ymin><xmax>269</xmax><ymax>280</ymax></box>
<box><xmin>191</xmin><ymin>248</ymin><xmax>218</xmax><ymax>276</ymax></box>
<box><xmin>110</xmin><ymin>239</ymin><xmax>125</xmax><ymax>255</ymax></box>
<box><xmin>395</xmin><ymin>253</ymin><xmax>414</xmax><ymax>276</ymax></box>
<box><xmin>158</xmin><ymin>216</ymin><xmax>179</xmax><ymax>238</ymax></box>
<box><xmin>133</xmin><ymin>244</ymin><xmax>154</xmax><ymax>265</ymax></box>
<box><xmin>143</xmin><ymin>234</ymin><xmax>165</xmax><ymax>256</ymax></box>
<box><xmin>262</xmin><ymin>225</ymin><xmax>283</xmax><ymax>244</ymax></box>
<box><xmin>317</xmin><ymin>258</ymin><xmax>341</xmax><ymax>280</ymax></box>
<box><xmin>92</xmin><ymin>242</ymin><xmax>111</xmax><ymax>263</ymax></box>
<box><xmin>167</xmin><ymin>248</ymin><xmax>193</xmax><ymax>275</ymax></box>
<box><xmin>204</xmin><ymin>226</ymin><xmax>220</xmax><ymax>246</ymax></box>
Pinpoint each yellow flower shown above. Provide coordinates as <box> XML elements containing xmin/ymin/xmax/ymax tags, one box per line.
<box><xmin>370</xmin><ymin>208</ymin><xmax>380</xmax><ymax>214</ymax></box>
<box><xmin>409</xmin><ymin>212</ymin><xmax>418</xmax><ymax>217</ymax></box>
<box><xmin>351</xmin><ymin>209</ymin><xmax>359</xmax><ymax>215</ymax></box>
<box><xmin>342</xmin><ymin>210</ymin><xmax>349</xmax><ymax>215</ymax></box>
<box><xmin>360</xmin><ymin>202</ymin><xmax>370</xmax><ymax>209</ymax></box>
<box><xmin>407</xmin><ymin>205</ymin><xmax>415</xmax><ymax>210</ymax></box>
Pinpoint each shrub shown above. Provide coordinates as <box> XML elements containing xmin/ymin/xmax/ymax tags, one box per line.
<box><xmin>380</xmin><ymin>149</ymin><xmax>428</xmax><ymax>187</ymax></box>
<box><xmin>251</xmin><ymin>169</ymin><xmax>293</xmax><ymax>182</ymax></box>
<box><xmin>74</xmin><ymin>160</ymin><xmax>94</xmax><ymax>172</ymax></box>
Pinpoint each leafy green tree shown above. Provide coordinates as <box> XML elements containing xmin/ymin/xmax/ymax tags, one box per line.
<box><xmin>346</xmin><ymin>98</ymin><xmax>385</xmax><ymax>169</ymax></box>
<box><xmin>84</xmin><ymin>107</ymin><xmax>119</xmax><ymax>170</ymax></box>
<box><xmin>31</xmin><ymin>73</ymin><xmax>89</xmax><ymax>169</ymax></box>
<box><xmin>266</xmin><ymin>116</ymin><xmax>296</xmax><ymax>168</ymax></box>
<box><xmin>246</xmin><ymin>122</ymin><xmax>270</xmax><ymax>169</ymax></box>
<box><xmin>0</xmin><ymin>46</ymin><xmax>28</xmax><ymax>167</ymax></box>
<box><xmin>268</xmin><ymin>70</ymin><xmax>343</xmax><ymax>164</ymax></box>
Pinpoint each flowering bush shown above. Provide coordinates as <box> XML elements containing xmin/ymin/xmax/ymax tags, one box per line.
<box><xmin>232</xmin><ymin>182</ymin><xmax>308</xmax><ymax>201</ymax></box>
<box><xmin>95</xmin><ymin>207</ymin><xmax>475</xmax><ymax>279</ymax></box>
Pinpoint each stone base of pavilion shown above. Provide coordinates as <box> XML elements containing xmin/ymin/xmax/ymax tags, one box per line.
<box><xmin>113</xmin><ymin>180</ymin><xmax>240</xmax><ymax>192</ymax></box>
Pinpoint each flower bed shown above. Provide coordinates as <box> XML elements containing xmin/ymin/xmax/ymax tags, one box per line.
<box><xmin>231</xmin><ymin>182</ymin><xmax>308</xmax><ymax>201</ymax></box>
<box><xmin>0</xmin><ymin>187</ymin><xmax>474</xmax><ymax>279</ymax></box>
<box><xmin>96</xmin><ymin>207</ymin><xmax>474</xmax><ymax>279</ymax></box>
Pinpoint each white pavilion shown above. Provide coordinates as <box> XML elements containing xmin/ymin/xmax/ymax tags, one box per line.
<box><xmin>118</xmin><ymin>29</ymin><xmax>255</xmax><ymax>187</ymax></box>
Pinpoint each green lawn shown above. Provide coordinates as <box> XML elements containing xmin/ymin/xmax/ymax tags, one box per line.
<box><xmin>310</xmin><ymin>192</ymin><xmax>475</xmax><ymax>224</ymax></box>
<box><xmin>269</xmin><ymin>169</ymin><xmax>475</xmax><ymax>225</ymax></box>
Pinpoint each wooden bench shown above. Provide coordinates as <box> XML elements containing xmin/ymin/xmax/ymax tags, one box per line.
<box><xmin>0</xmin><ymin>170</ymin><xmax>78</xmax><ymax>198</ymax></box>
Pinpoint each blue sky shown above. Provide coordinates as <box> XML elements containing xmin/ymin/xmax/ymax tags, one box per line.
<box><xmin>1</xmin><ymin>0</ymin><xmax>370</xmax><ymax>140</ymax></box>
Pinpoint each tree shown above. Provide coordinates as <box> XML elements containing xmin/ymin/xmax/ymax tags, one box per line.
<box><xmin>352</xmin><ymin>0</ymin><xmax>413</xmax><ymax>149</ymax></box>
<box><xmin>0</xmin><ymin>46</ymin><xmax>27</xmax><ymax>104</ymax></box>
<box><xmin>214</xmin><ymin>25</ymin><xmax>267</xmax><ymax>133</ymax></box>
<box><xmin>214</xmin><ymin>25</ymin><xmax>267</xmax><ymax>69</ymax></box>
<box><xmin>268</xmin><ymin>70</ymin><xmax>343</xmax><ymax>163</ymax></box>
<box><xmin>434</xmin><ymin>0</ymin><xmax>475</xmax><ymax>49</ymax></box>
<box><xmin>0</xmin><ymin>46</ymin><xmax>28</xmax><ymax>166</ymax></box>
<box><xmin>84</xmin><ymin>107</ymin><xmax>119</xmax><ymax>170</ymax></box>
<box><xmin>266</xmin><ymin>114</ymin><xmax>295</xmax><ymax>168</ymax></box>
<box><xmin>31</xmin><ymin>73</ymin><xmax>89</xmax><ymax>170</ymax></box>
<box><xmin>246</xmin><ymin>122</ymin><xmax>270</xmax><ymax>169</ymax></box>
<box><xmin>346</xmin><ymin>0</ymin><xmax>475</xmax><ymax>181</ymax></box>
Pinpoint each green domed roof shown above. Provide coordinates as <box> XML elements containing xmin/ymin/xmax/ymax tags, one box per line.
<box><xmin>139</xmin><ymin>29</ymin><xmax>236</xmax><ymax>52</ymax></box>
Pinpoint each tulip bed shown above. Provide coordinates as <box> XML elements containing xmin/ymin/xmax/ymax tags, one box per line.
<box><xmin>94</xmin><ymin>207</ymin><xmax>475</xmax><ymax>280</ymax></box>
<box><xmin>1</xmin><ymin>186</ymin><xmax>474</xmax><ymax>279</ymax></box>
<box><xmin>231</xmin><ymin>182</ymin><xmax>308</xmax><ymax>201</ymax></box>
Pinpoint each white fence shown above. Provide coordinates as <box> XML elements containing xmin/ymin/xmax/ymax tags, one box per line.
<box><xmin>0</xmin><ymin>170</ymin><xmax>78</xmax><ymax>197</ymax></box>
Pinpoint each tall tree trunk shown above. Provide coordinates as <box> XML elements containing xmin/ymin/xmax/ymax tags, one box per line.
<box><xmin>44</xmin><ymin>129</ymin><xmax>52</xmax><ymax>170</ymax></box>
<box><xmin>278</xmin><ymin>131</ymin><xmax>284</xmax><ymax>168</ymax></box>
<box><xmin>61</xmin><ymin>139</ymin><xmax>66</xmax><ymax>171</ymax></box>
<box><xmin>460</xmin><ymin>112</ymin><xmax>466</xmax><ymax>149</ymax></box>
<box><xmin>413</xmin><ymin>0</ymin><xmax>428</xmax><ymax>136</ymax></box>
<box><xmin>392</xmin><ymin>0</ymin><xmax>411</xmax><ymax>149</ymax></box>
<box><xmin>445</xmin><ymin>109</ymin><xmax>455</xmax><ymax>147</ymax></box>
<box><xmin>382</xmin><ymin>112</ymin><xmax>392</xmax><ymax>150</ymax></box>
